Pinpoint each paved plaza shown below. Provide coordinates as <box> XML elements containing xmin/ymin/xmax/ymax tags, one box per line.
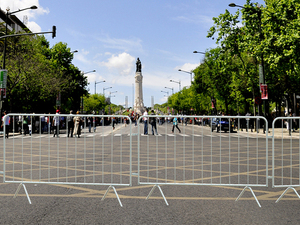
<box><xmin>0</xmin><ymin>122</ymin><xmax>300</xmax><ymax>224</ymax></box>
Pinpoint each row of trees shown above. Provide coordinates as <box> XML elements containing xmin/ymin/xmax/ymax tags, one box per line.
<box><xmin>2</xmin><ymin>0</ymin><xmax>299</xmax><ymax>116</ymax></box>
<box><xmin>0</xmin><ymin>23</ymin><xmax>89</xmax><ymax>113</ymax></box>
<box><xmin>0</xmin><ymin>23</ymin><xmax>127</xmax><ymax>115</ymax></box>
<box><xmin>168</xmin><ymin>0</ymin><xmax>300</xmax><ymax>117</ymax></box>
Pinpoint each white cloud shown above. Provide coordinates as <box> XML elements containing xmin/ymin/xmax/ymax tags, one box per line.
<box><xmin>74</xmin><ymin>49</ymin><xmax>91</xmax><ymax>65</ymax></box>
<box><xmin>101</xmin><ymin>52</ymin><xmax>135</xmax><ymax>75</ymax></box>
<box><xmin>0</xmin><ymin>0</ymin><xmax>48</xmax><ymax>32</ymax></box>
<box><xmin>81</xmin><ymin>49</ymin><xmax>89</xmax><ymax>55</ymax></box>
<box><xmin>27</xmin><ymin>21</ymin><xmax>41</xmax><ymax>32</ymax></box>
<box><xmin>97</xmin><ymin>35</ymin><xmax>143</xmax><ymax>52</ymax></box>
<box><xmin>86</xmin><ymin>73</ymin><xmax>105</xmax><ymax>84</ymax></box>
<box><xmin>0</xmin><ymin>0</ymin><xmax>49</xmax><ymax>14</ymax></box>
<box><xmin>175</xmin><ymin>63</ymin><xmax>198</xmax><ymax>72</ymax></box>
<box><xmin>173</xmin><ymin>14</ymin><xmax>213</xmax><ymax>27</ymax></box>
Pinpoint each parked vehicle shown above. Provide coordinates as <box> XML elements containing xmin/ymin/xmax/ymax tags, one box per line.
<box><xmin>211</xmin><ymin>118</ymin><xmax>234</xmax><ymax>132</ymax></box>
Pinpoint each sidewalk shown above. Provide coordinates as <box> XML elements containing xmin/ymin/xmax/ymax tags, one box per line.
<box><xmin>238</xmin><ymin>127</ymin><xmax>300</xmax><ymax>139</ymax></box>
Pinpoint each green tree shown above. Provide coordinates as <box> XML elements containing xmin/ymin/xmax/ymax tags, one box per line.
<box><xmin>49</xmin><ymin>42</ymin><xmax>87</xmax><ymax>112</ymax></box>
<box><xmin>0</xmin><ymin>32</ymin><xmax>87</xmax><ymax>113</ymax></box>
<box><xmin>262</xmin><ymin>0</ymin><xmax>300</xmax><ymax>114</ymax></box>
<box><xmin>83</xmin><ymin>94</ymin><xmax>107</xmax><ymax>114</ymax></box>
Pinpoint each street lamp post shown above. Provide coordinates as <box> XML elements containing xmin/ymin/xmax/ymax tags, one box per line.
<box><xmin>103</xmin><ymin>87</ymin><xmax>112</xmax><ymax>96</ymax></box>
<box><xmin>178</xmin><ymin>69</ymin><xmax>193</xmax><ymax>84</ymax></box>
<box><xmin>81</xmin><ymin>70</ymin><xmax>96</xmax><ymax>113</ymax></box>
<box><xmin>109</xmin><ymin>91</ymin><xmax>117</xmax><ymax>99</ymax></box>
<box><xmin>170</xmin><ymin>80</ymin><xmax>181</xmax><ymax>91</ymax></box>
<box><xmin>229</xmin><ymin>3</ymin><xmax>266</xmax><ymax>117</ymax></box>
<box><xmin>193</xmin><ymin>51</ymin><xmax>206</xmax><ymax>89</ymax></box>
<box><xmin>164</xmin><ymin>87</ymin><xmax>174</xmax><ymax>95</ymax></box>
<box><xmin>56</xmin><ymin>50</ymin><xmax>78</xmax><ymax>110</ymax></box>
<box><xmin>1</xmin><ymin>5</ymin><xmax>37</xmax><ymax>117</ymax></box>
<box><xmin>161</xmin><ymin>90</ymin><xmax>169</xmax><ymax>97</ymax></box>
<box><xmin>193</xmin><ymin>51</ymin><xmax>206</xmax><ymax>64</ymax></box>
<box><xmin>95</xmin><ymin>80</ymin><xmax>105</xmax><ymax>94</ymax></box>
<box><xmin>193</xmin><ymin>51</ymin><xmax>206</xmax><ymax>54</ymax></box>
<box><xmin>3</xmin><ymin>5</ymin><xmax>38</xmax><ymax>70</ymax></box>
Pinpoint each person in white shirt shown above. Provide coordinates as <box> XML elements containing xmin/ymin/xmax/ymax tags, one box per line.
<box><xmin>143</xmin><ymin>109</ymin><xmax>148</xmax><ymax>135</ymax></box>
<box><xmin>2</xmin><ymin>111</ymin><xmax>9</xmax><ymax>138</ymax></box>
<box><xmin>67</xmin><ymin>110</ymin><xmax>74</xmax><ymax>137</ymax></box>
<box><xmin>53</xmin><ymin>110</ymin><xmax>60</xmax><ymax>137</ymax></box>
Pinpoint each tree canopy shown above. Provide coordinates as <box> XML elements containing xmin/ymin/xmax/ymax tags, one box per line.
<box><xmin>0</xmin><ymin>30</ymin><xmax>87</xmax><ymax>113</ymax></box>
<box><xmin>167</xmin><ymin>0</ymin><xmax>300</xmax><ymax>116</ymax></box>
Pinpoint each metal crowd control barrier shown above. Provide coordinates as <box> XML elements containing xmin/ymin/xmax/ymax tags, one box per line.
<box><xmin>272</xmin><ymin>117</ymin><xmax>300</xmax><ymax>203</ymax></box>
<box><xmin>3</xmin><ymin>114</ymin><xmax>132</xmax><ymax>206</ymax></box>
<box><xmin>137</xmin><ymin>115</ymin><xmax>268</xmax><ymax>207</ymax></box>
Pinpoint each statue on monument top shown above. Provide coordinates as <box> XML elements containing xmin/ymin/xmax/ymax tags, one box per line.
<box><xmin>136</xmin><ymin>58</ymin><xmax>142</xmax><ymax>72</ymax></box>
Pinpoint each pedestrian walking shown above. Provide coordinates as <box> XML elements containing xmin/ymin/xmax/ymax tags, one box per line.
<box><xmin>67</xmin><ymin>110</ymin><xmax>74</xmax><ymax>137</ymax></box>
<box><xmin>28</xmin><ymin>122</ymin><xmax>32</xmax><ymax>136</ymax></box>
<box><xmin>40</xmin><ymin>115</ymin><xmax>45</xmax><ymax>133</ymax></box>
<box><xmin>1</xmin><ymin>111</ymin><xmax>9</xmax><ymax>138</ymax></box>
<box><xmin>73</xmin><ymin>111</ymin><xmax>82</xmax><ymax>138</ymax></box>
<box><xmin>134</xmin><ymin>113</ymin><xmax>138</xmax><ymax>126</ymax></box>
<box><xmin>87</xmin><ymin>116</ymin><xmax>92</xmax><ymax>132</ymax></box>
<box><xmin>172</xmin><ymin>117</ymin><xmax>181</xmax><ymax>133</ymax></box>
<box><xmin>143</xmin><ymin>108</ymin><xmax>148</xmax><ymax>135</ymax></box>
<box><xmin>112</xmin><ymin>116</ymin><xmax>116</xmax><ymax>130</ymax></box>
<box><xmin>246</xmin><ymin>112</ymin><xmax>250</xmax><ymax>132</ymax></box>
<box><xmin>150</xmin><ymin>110</ymin><xmax>158</xmax><ymax>135</ymax></box>
<box><xmin>53</xmin><ymin>110</ymin><xmax>60</xmax><ymax>137</ymax></box>
<box><xmin>23</xmin><ymin>116</ymin><xmax>28</xmax><ymax>135</ymax></box>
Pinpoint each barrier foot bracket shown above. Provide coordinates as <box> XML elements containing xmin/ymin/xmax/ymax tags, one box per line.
<box><xmin>276</xmin><ymin>187</ymin><xmax>300</xmax><ymax>203</ymax></box>
<box><xmin>14</xmin><ymin>183</ymin><xmax>32</xmax><ymax>204</ymax></box>
<box><xmin>236</xmin><ymin>186</ymin><xmax>261</xmax><ymax>208</ymax></box>
<box><xmin>146</xmin><ymin>184</ymin><xmax>169</xmax><ymax>206</ymax></box>
<box><xmin>101</xmin><ymin>185</ymin><xmax>123</xmax><ymax>207</ymax></box>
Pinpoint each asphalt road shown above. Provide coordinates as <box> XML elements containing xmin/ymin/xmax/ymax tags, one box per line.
<box><xmin>0</xmin><ymin>122</ymin><xmax>299</xmax><ymax>225</ymax></box>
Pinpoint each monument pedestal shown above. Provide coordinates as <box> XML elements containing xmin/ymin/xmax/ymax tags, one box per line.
<box><xmin>134</xmin><ymin>71</ymin><xmax>144</xmax><ymax>115</ymax></box>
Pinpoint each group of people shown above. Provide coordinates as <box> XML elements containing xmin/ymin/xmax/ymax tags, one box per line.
<box><xmin>14</xmin><ymin>110</ymin><xmax>85</xmax><ymax>138</ymax></box>
<box><xmin>142</xmin><ymin>109</ymin><xmax>181</xmax><ymax>135</ymax></box>
<box><xmin>51</xmin><ymin>110</ymin><xmax>95</xmax><ymax>138</ymax></box>
<box><xmin>142</xmin><ymin>109</ymin><xmax>158</xmax><ymax>135</ymax></box>
<box><xmin>63</xmin><ymin>110</ymin><xmax>86</xmax><ymax>138</ymax></box>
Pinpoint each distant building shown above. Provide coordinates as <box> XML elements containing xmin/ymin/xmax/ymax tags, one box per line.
<box><xmin>0</xmin><ymin>8</ymin><xmax>31</xmax><ymax>33</ymax></box>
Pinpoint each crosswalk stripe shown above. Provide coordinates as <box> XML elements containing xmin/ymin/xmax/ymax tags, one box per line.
<box><xmin>34</xmin><ymin>135</ymin><xmax>47</xmax><ymax>138</ymax></box>
<box><xmin>6</xmin><ymin>133</ymin><xmax>271</xmax><ymax>139</ymax></box>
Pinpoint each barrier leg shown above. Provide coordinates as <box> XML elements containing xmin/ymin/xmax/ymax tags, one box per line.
<box><xmin>101</xmin><ymin>185</ymin><xmax>123</xmax><ymax>207</ymax></box>
<box><xmin>146</xmin><ymin>184</ymin><xmax>169</xmax><ymax>206</ymax></box>
<box><xmin>236</xmin><ymin>186</ymin><xmax>261</xmax><ymax>207</ymax></box>
<box><xmin>275</xmin><ymin>187</ymin><xmax>300</xmax><ymax>203</ymax></box>
<box><xmin>14</xmin><ymin>183</ymin><xmax>32</xmax><ymax>204</ymax></box>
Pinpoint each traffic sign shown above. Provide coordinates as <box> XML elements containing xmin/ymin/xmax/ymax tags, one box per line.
<box><xmin>0</xmin><ymin>70</ymin><xmax>7</xmax><ymax>89</ymax></box>
<box><xmin>255</xmin><ymin>96</ymin><xmax>261</xmax><ymax>105</ymax></box>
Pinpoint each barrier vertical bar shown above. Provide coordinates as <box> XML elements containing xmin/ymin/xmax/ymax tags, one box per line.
<box><xmin>238</xmin><ymin>117</ymin><xmax>240</xmax><ymax>184</ymax></box>
<box><xmin>165</xmin><ymin>116</ymin><xmax>168</xmax><ymax>183</ymax></box>
<box><xmin>3</xmin><ymin>115</ymin><xmax>6</xmax><ymax>183</ymax></box>
<box><xmin>201</xmin><ymin>119</ymin><xmax>204</xmax><ymax>184</ymax></box>
<box><xmin>129</xmin><ymin>117</ymin><xmax>132</xmax><ymax>186</ymax></box>
<box><xmin>219</xmin><ymin>118</ymin><xmax>222</xmax><ymax>183</ymax></box>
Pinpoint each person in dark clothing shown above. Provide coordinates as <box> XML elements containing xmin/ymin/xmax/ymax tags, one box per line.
<box><xmin>67</xmin><ymin>110</ymin><xmax>74</xmax><ymax>137</ymax></box>
<box><xmin>150</xmin><ymin>110</ymin><xmax>158</xmax><ymax>135</ymax></box>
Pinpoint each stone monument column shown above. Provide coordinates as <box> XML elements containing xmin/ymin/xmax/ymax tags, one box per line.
<box><xmin>134</xmin><ymin>58</ymin><xmax>144</xmax><ymax>115</ymax></box>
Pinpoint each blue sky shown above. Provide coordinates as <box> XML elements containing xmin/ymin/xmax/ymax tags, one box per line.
<box><xmin>1</xmin><ymin>0</ymin><xmax>264</xmax><ymax>109</ymax></box>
